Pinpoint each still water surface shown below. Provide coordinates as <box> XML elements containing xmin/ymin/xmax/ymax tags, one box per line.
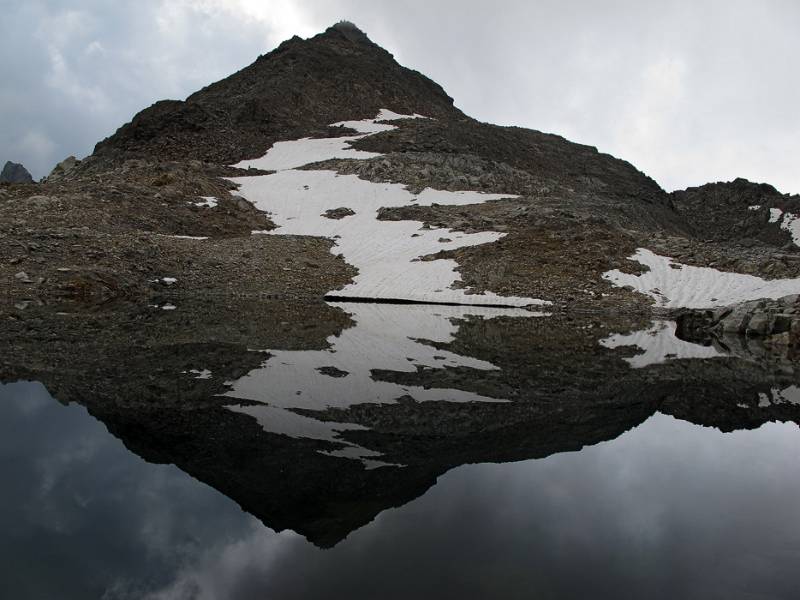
<box><xmin>2</xmin><ymin>380</ymin><xmax>799</xmax><ymax>599</ymax></box>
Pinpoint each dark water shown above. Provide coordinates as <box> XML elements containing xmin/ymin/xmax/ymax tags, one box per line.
<box><xmin>3</xmin><ymin>301</ymin><xmax>800</xmax><ymax>598</ymax></box>
<box><xmin>2</xmin><ymin>381</ymin><xmax>800</xmax><ymax>599</ymax></box>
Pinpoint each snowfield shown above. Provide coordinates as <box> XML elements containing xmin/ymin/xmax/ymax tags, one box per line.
<box><xmin>235</xmin><ymin>109</ymin><xmax>423</xmax><ymax>171</ymax></box>
<box><xmin>766</xmin><ymin>207</ymin><xmax>800</xmax><ymax>246</ymax></box>
<box><xmin>603</xmin><ymin>248</ymin><xmax>800</xmax><ymax>309</ymax></box>
<box><xmin>194</xmin><ymin>196</ymin><xmax>218</xmax><ymax>208</ymax></box>
<box><xmin>231</xmin><ymin>110</ymin><xmax>549</xmax><ymax>307</ymax></box>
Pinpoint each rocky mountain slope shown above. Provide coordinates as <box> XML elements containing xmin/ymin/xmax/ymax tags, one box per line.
<box><xmin>2</xmin><ymin>21</ymin><xmax>799</xmax><ymax>311</ymax></box>
<box><xmin>90</xmin><ymin>21</ymin><xmax>458</xmax><ymax>167</ymax></box>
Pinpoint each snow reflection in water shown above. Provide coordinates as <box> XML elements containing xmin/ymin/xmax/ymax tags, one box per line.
<box><xmin>223</xmin><ymin>303</ymin><xmax>539</xmax><ymax>468</ymax></box>
<box><xmin>599</xmin><ymin>321</ymin><xmax>727</xmax><ymax>368</ymax></box>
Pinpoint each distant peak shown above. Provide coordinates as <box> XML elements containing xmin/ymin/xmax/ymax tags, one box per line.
<box><xmin>0</xmin><ymin>160</ymin><xmax>34</xmax><ymax>184</ymax></box>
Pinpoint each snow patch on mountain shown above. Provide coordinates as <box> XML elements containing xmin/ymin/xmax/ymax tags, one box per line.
<box><xmin>603</xmin><ymin>248</ymin><xmax>800</xmax><ymax>308</ymax></box>
<box><xmin>194</xmin><ymin>196</ymin><xmax>218</xmax><ymax>208</ymax></box>
<box><xmin>765</xmin><ymin>207</ymin><xmax>800</xmax><ymax>246</ymax></box>
<box><xmin>230</xmin><ymin>110</ymin><xmax>549</xmax><ymax>307</ymax></box>
<box><xmin>234</xmin><ymin>110</ymin><xmax>422</xmax><ymax>171</ymax></box>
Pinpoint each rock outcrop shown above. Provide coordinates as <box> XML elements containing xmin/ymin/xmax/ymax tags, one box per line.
<box><xmin>44</xmin><ymin>155</ymin><xmax>80</xmax><ymax>182</ymax></box>
<box><xmin>671</xmin><ymin>178</ymin><xmax>800</xmax><ymax>248</ymax></box>
<box><xmin>676</xmin><ymin>294</ymin><xmax>800</xmax><ymax>349</ymax></box>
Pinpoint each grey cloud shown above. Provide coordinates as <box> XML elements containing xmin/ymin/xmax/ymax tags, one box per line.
<box><xmin>0</xmin><ymin>0</ymin><xmax>277</xmax><ymax>178</ymax></box>
<box><xmin>303</xmin><ymin>0</ymin><xmax>800</xmax><ymax>193</ymax></box>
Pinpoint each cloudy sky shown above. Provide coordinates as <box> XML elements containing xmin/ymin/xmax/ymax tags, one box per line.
<box><xmin>2</xmin><ymin>0</ymin><xmax>798</xmax><ymax>193</ymax></box>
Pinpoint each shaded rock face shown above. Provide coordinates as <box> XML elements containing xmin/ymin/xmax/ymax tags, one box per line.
<box><xmin>0</xmin><ymin>161</ymin><xmax>33</xmax><ymax>184</ymax></box>
<box><xmin>671</xmin><ymin>178</ymin><xmax>800</xmax><ymax>247</ymax></box>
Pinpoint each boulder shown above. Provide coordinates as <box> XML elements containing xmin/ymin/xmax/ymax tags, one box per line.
<box><xmin>322</xmin><ymin>207</ymin><xmax>356</xmax><ymax>220</ymax></box>
<box><xmin>745</xmin><ymin>313</ymin><xmax>774</xmax><ymax>336</ymax></box>
<box><xmin>45</xmin><ymin>156</ymin><xmax>80</xmax><ymax>182</ymax></box>
<box><xmin>677</xmin><ymin>295</ymin><xmax>800</xmax><ymax>348</ymax></box>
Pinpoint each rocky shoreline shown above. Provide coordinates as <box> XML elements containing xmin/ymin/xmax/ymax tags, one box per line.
<box><xmin>675</xmin><ymin>295</ymin><xmax>800</xmax><ymax>352</ymax></box>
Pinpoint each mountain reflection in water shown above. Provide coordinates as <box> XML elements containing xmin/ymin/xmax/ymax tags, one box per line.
<box><xmin>2</xmin><ymin>299</ymin><xmax>800</xmax><ymax>599</ymax></box>
<box><xmin>224</xmin><ymin>303</ymin><xmax>540</xmax><ymax>468</ymax></box>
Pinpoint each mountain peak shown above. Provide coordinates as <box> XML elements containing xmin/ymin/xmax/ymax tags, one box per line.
<box><xmin>92</xmin><ymin>24</ymin><xmax>459</xmax><ymax>165</ymax></box>
<box><xmin>326</xmin><ymin>20</ymin><xmax>370</xmax><ymax>43</ymax></box>
<box><xmin>274</xmin><ymin>21</ymin><xmax>374</xmax><ymax>54</ymax></box>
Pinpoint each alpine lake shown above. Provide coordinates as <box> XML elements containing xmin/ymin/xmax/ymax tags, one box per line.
<box><xmin>2</xmin><ymin>297</ymin><xmax>800</xmax><ymax>599</ymax></box>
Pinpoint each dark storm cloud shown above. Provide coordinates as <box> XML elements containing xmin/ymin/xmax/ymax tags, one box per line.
<box><xmin>2</xmin><ymin>1</ymin><xmax>798</xmax><ymax>192</ymax></box>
